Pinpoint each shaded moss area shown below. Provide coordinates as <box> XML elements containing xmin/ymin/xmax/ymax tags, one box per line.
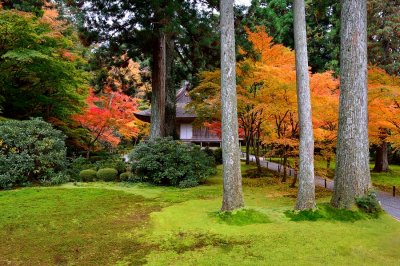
<box><xmin>284</xmin><ymin>203</ymin><xmax>371</xmax><ymax>222</ymax></box>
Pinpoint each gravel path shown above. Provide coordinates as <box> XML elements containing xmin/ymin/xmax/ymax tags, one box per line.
<box><xmin>245</xmin><ymin>155</ymin><xmax>400</xmax><ymax>220</ymax></box>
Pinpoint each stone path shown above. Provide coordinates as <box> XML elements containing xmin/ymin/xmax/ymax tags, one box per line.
<box><xmin>245</xmin><ymin>155</ymin><xmax>400</xmax><ymax>221</ymax></box>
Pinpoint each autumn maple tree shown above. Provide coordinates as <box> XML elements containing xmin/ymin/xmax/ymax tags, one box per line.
<box><xmin>191</xmin><ymin>27</ymin><xmax>340</xmax><ymax>183</ymax></box>
<box><xmin>368</xmin><ymin>67</ymin><xmax>400</xmax><ymax>172</ymax></box>
<box><xmin>73</xmin><ymin>89</ymin><xmax>139</xmax><ymax>157</ymax></box>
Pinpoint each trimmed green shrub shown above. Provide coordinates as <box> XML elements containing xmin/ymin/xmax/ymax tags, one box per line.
<box><xmin>0</xmin><ymin>118</ymin><xmax>68</xmax><ymax>189</ymax></box>
<box><xmin>120</xmin><ymin>172</ymin><xmax>141</xmax><ymax>182</ymax></box>
<box><xmin>94</xmin><ymin>156</ymin><xmax>127</xmax><ymax>173</ymax></box>
<box><xmin>119</xmin><ymin>172</ymin><xmax>131</xmax><ymax>182</ymax></box>
<box><xmin>66</xmin><ymin>156</ymin><xmax>94</xmax><ymax>181</ymax></box>
<box><xmin>79</xmin><ymin>169</ymin><xmax>97</xmax><ymax>182</ymax></box>
<box><xmin>97</xmin><ymin>168</ymin><xmax>118</xmax><ymax>182</ymax></box>
<box><xmin>128</xmin><ymin>137</ymin><xmax>216</xmax><ymax>187</ymax></box>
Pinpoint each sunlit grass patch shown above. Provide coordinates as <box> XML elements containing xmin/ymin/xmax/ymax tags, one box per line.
<box><xmin>212</xmin><ymin>208</ymin><xmax>271</xmax><ymax>226</ymax></box>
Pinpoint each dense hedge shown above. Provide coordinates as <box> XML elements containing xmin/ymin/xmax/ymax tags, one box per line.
<box><xmin>79</xmin><ymin>169</ymin><xmax>97</xmax><ymax>182</ymax></box>
<box><xmin>69</xmin><ymin>155</ymin><xmax>127</xmax><ymax>181</ymax></box>
<box><xmin>128</xmin><ymin>137</ymin><xmax>216</xmax><ymax>188</ymax></box>
<box><xmin>97</xmin><ymin>168</ymin><xmax>118</xmax><ymax>182</ymax></box>
<box><xmin>0</xmin><ymin>118</ymin><xmax>68</xmax><ymax>189</ymax></box>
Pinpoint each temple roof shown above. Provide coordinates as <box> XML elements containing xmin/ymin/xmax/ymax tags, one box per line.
<box><xmin>134</xmin><ymin>83</ymin><xmax>196</xmax><ymax>123</ymax></box>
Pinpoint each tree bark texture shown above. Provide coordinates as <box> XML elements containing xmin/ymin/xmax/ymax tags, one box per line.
<box><xmin>373</xmin><ymin>142</ymin><xmax>388</xmax><ymax>172</ymax></box>
<box><xmin>331</xmin><ymin>0</ymin><xmax>371</xmax><ymax>209</ymax></box>
<box><xmin>165</xmin><ymin>35</ymin><xmax>177</xmax><ymax>138</ymax></box>
<box><xmin>150</xmin><ymin>33</ymin><xmax>166</xmax><ymax>139</ymax></box>
<box><xmin>220</xmin><ymin>0</ymin><xmax>244</xmax><ymax>211</ymax></box>
<box><xmin>293</xmin><ymin>0</ymin><xmax>316</xmax><ymax>210</ymax></box>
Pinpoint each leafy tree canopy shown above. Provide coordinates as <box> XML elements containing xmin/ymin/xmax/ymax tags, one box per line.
<box><xmin>0</xmin><ymin>8</ymin><xmax>88</xmax><ymax>122</ymax></box>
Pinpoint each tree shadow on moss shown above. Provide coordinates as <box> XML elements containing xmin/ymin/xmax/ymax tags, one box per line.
<box><xmin>284</xmin><ymin>203</ymin><xmax>372</xmax><ymax>222</ymax></box>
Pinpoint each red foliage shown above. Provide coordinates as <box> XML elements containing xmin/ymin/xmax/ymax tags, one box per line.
<box><xmin>73</xmin><ymin>89</ymin><xmax>139</xmax><ymax>151</ymax></box>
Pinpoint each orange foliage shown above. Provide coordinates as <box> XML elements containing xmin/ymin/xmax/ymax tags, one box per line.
<box><xmin>192</xmin><ymin>28</ymin><xmax>400</xmax><ymax>164</ymax></box>
<box><xmin>73</xmin><ymin>89</ymin><xmax>140</xmax><ymax>152</ymax></box>
<box><xmin>368</xmin><ymin>67</ymin><xmax>400</xmax><ymax>147</ymax></box>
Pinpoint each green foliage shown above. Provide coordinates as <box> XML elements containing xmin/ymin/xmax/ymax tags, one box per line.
<box><xmin>129</xmin><ymin>137</ymin><xmax>216</xmax><ymax>187</ymax></box>
<box><xmin>96</xmin><ymin>168</ymin><xmax>118</xmax><ymax>182</ymax></box>
<box><xmin>66</xmin><ymin>156</ymin><xmax>93</xmax><ymax>180</ymax></box>
<box><xmin>0</xmin><ymin>9</ymin><xmax>88</xmax><ymax>148</ymax></box>
<box><xmin>79</xmin><ymin>169</ymin><xmax>97</xmax><ymax>182</ymax></box>
<box><xmin>356</xmin><ymin>191</ymin><xmax>382</xmax><ymax>216</ymax></box>
<box><xmin>213</xmin><ymin>148</ymin><xmax>223</xmax><ymax>165</ymax></box>
<box><xmin>1</xmin><ymin>0</ymin><xmax>45</xmax><ymax>16</ymax></box>
<box><xmin>285</xmin><ymin>204</ymin><xmax>368</xmax><ymax>222</ymax></box>
<box><xmin>47</xmin><ymin>172</ymin><xmax>70</xmax><ymax>185</ymax></box>
<box><xmin>244</xmin><ymin>0</ymin><xmax>341</xmax><ymax>73</ymax></box>
<box><xmin>120</xmin><ymin>172</ymin><xmax>132</xmax><ymax>182</ymax></box>
<box><xmin>367</xmin><ymin>0</ymin><xmax>400</xmax><ymax>75</ymax></box>
<box><xmin>119</xmin><ymin>172</ymin><xmax>142</xmax><ymax>183</ymax></box>
<box><xmin>0</xmin><ymin>118</ymin><xmax>68</xmax><ymax>189</ymax></box>
<box><xmin>213</xmin><ymin>209</ymin><xmax>271</xmax><ymax>226</ymax></box>
<box><xmin>94</xmin><ymin>157</ymin><xmax>126</xmax><ymax>173</ymax></box>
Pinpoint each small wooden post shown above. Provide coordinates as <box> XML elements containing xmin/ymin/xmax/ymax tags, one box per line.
<box><xmin>393</xmin><ymin>186</ymin><xmax>396</xmax><ymax>197</ymax></box>
<box><xmin>324</xmin><ymin>179</ymin><xmax>327</xmax><ymax>188</ymax></box>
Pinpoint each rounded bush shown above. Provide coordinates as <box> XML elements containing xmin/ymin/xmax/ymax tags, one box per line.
<box><xmin>119</xmin><ymin>172</ymin><xmax>131</xmax><ymax>181</ymax></box>
<box><xmin>79</xmin><ymin>169</ymin><xmax>97</xmax><ymax>182</ymax></box>
<box><xmin>97</xmin><ymin>168</ymin><xmax>118</xmax><ymax>182</ymax></box>
<box><xmin>128</xmin><ymin>137</ymin><xmax>216</xmax><ymax>187</ymax></box>
<box><xmin>94</xmin><ymin>157</ymin><xmax>127</xmax><ymax>173</ymax></box>
<box><xmin>0</xmin><ymin>118</ymin><xmax>67</xmax><ymax>189</ymax></box>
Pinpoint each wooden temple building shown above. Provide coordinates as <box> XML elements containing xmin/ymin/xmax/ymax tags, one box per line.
<box><xmin>134</xmin><ymin>86</ymin><xmax>222</xmax><ymax>146</ymax></box>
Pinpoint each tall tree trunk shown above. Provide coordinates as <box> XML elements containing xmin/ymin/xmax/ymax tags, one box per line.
<box><xmin>220</xmin><ymin>0</ymin><xmax>244</xmax><ymax>212</ymax></box>
<box><xmin>150</xmin><ymin>33</ymin><xmax>166</xmax><ymax>139</ymax></box>
<box><xmin>331</xmin><ymin>0</ymin><xmax>371</xmax><ymax>209</ymax></box>
<box><xmin>293</xmin><ymin>0</ymin><xmax>316</xmax><ymax>210</ymax></box>
<box><xmin>373</xmin><ymin>142</ymin><xmax>389</xmax><ymax>172</ymax></box>
<box><xmin>165</xmin><ymin>35</ymin><xmax>177</xmax><ymax>138</ymax></box>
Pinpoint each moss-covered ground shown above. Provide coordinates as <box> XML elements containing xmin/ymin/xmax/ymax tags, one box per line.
<box><xmin>371</xmin><ymin>165</ymin><xmax>400</xmax><ymax>192</ymax></box>
<box><xmin>1</xmin><ymin>164</ymin><xmax>400</xmax><ymax>265</ymax></box>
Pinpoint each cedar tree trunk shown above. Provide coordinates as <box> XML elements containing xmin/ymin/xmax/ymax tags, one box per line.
<box><xmin>150</xmin><ymin>33</ymin><xmax>166</xmax><ymax>139</ymax></box>
<box><xmin>220</xmin><ymin>0</ymin><xmax>244</xmax><ymax>211</ymax></box>
<box><xmin>165</xmin><ymin>35</ymin><xmax>177</xmax><ymax>138</ymax></box>
<box><xmin>293</xmin><ymin>0</ymin><xmax>316</xmax><ymax>210</ymax></box>
<box><xmin>373</xmin><ymin>142</ymin><xmax>388</xmax><ymax>172</ymax></box>
<box><xmin>331</xmin><ymin>0</ymin><xmax>371</xmax><ymax>209</ymax></box>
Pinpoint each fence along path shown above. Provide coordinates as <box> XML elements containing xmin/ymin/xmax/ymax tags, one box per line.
<box><xmin>245</xmin><ymin>155</ymin><xmax>400</xmax><ymax>221</ymax></box>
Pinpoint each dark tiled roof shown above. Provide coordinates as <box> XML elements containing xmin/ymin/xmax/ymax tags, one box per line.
<box><xmin>134</xmin><ymin>83</ymin><xmax>196</xmax><ymax>121</ymax></box>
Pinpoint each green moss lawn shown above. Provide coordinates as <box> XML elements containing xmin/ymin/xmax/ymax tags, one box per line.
<box><xmin>1</xmin><ymin>164</ymin><xmax>400</xmax><ymax>265</ymax></box>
